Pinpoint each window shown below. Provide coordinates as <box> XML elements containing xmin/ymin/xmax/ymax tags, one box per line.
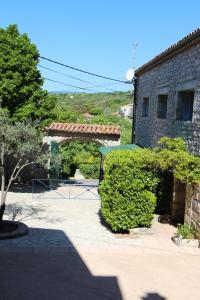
<box><xmin>176</xmin><ymin>90</ymin><xmax>194</xmax><ymax>121</ymax></box>
<box><xmin>157</xmin><ymin>95</ymin><xmax>168</xmax><ymax>119</ymax></box>
<box><xmin>142</xmin><ymin>97</ymin><xmax>149</xmax><ymax>117</ymax></box>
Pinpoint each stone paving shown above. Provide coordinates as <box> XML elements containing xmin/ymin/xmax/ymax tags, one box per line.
<box><xmin>1</xmin><ymin>184</ymin><xmax>200</xmax><ymax>300</ymax></box>
<box><xmin>1</xmin><ymin>184</ymin><xmax>143</xmax><ymax>250</ymax></box>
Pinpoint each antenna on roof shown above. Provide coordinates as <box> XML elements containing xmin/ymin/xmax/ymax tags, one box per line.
<box><xmin>125</xmin><ymin>42</ymin><xmax>138</xmax><ymax>83</ymax></box>
<box><xmin>132</xmin><ymin>42</ymin><xmax>138</xmax><ymax>69</ymax></box>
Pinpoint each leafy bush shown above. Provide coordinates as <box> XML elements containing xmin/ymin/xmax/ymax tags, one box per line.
<box><xmin>99</xmin><ymin>149</ymin><xmax>158</xmax><ymax>231</ymax></box>
<box><xmin>155</xmin><ymin>137</ymin><xmax>200</xmax><ymax>184</ymax></box>
<box><xmin>60</xmin><ymin>141</ymin><xmax>100</xmax><ymax>178</ymax></box>
<box><xmin>79</xmin><ymin>156</ymin><xmax>100</xmax><ymax>179</ymax></box>
<box><xmin>100</xmin><ymin>137</ymin><xmax>200</xmax><ymax>232</ymax></box>
<box><xmin>176</xmin><ymin>224</ymin><xmax>197</xmax><ymax>239</ymax></box>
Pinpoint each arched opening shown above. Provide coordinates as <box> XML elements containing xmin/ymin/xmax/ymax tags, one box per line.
<box><xmin>58</xmin><ymin>138</ymin><xmax>103</xmax><ymax>180</ymax></box>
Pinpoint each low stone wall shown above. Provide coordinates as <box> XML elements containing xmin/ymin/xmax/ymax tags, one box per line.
<box><xmin>184</xmin><ymin>184</ymin><xmax>200</xmax><ymax>238</ymax></box>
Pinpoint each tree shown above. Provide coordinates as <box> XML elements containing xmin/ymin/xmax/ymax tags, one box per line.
<box><xmin>0</xmin><ymin>109</ymin><xmax>47</xmax><ymax>223</ymax></box>
<box><xmin>0</xmin><ymin>24</ymin><xmax>55</xmax><ymax>124</ymax></box>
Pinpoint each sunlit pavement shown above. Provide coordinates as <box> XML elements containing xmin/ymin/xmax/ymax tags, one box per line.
<box><xmin>0</xmin><ymin>187</ymin><xmax>199</xmax><ymax>300</ymax></box>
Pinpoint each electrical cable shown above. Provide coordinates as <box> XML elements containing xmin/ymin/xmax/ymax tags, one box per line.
<box><xmin>39</xmin><ymin>65</ymin><xmax>124</xmax><ymax>91</ymax></box>
<box><xmin>40</xmin><ymin>56</ymin><xmax>130</xmax><ymax>84</ymax></box>
<box><xmin>38</xmin><ymin>65</ymin><xmax>93</xmax><ymax>84</ymax></box>
<box><xmin>44</xmin><ymin>77</ymin><xmax>102</xmax><ymax>93</ymax></box>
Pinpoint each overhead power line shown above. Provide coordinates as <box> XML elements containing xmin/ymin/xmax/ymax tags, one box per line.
<box><xmin>40</xmin><ymin>56</ymin><xmax>129</xmax><ymax>84</ymax></box>
<box><xmin>44</xmin><ymin>77</ymin><xmax>101</xmax><ymax>93</ymax></box>
<box><xmin>39</xmin><ymin>65</ymin><xmax>118</xmax><ymax>92</ymax></box>
<box><xmin>39</xmin><ymin>65</ymin><xmax>122</xmax><ymax>89</ymax></box>
<box><xmin>38</xmin><ymin>65</ymin><xmax>93</xmax><ymax>84</ymax></box>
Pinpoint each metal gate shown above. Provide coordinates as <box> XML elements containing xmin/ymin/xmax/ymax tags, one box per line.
<box><xmin>32</xmin><ymin>179</ymin><xmax>99</xmax><ymax>200</ymax></box>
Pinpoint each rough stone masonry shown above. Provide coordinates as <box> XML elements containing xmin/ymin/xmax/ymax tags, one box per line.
<box><xmin>133</xmin><ymin>29</ymin><xmax>200</xmax><ymax>237</ymax></box>
<box><xmin>134</xmin><ymin>29</ymin><xmax>200</xmax><ymax>155</ymax></box>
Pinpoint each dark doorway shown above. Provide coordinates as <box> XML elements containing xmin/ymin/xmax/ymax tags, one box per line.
<box><xmin>155</xmin><ymin>172</ymin><xmax>174</xmax><ymax>216</ymax></box>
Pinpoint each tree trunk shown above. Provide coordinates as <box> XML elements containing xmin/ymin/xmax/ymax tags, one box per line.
<box><xmin>0</xmin><ymin>203</ymin><xmax>5</xmax><ymax>223</ymax></box>
<box><xmin>0</xmin><ymin>141</ymin><xmax>5</xmax><ymax>224</ymax></box>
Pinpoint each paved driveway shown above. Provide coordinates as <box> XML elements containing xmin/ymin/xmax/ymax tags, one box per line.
<box><xmin>0</xmin><ymin>185</ymin><xmax>200</xmax><ymax>300</ymax></box>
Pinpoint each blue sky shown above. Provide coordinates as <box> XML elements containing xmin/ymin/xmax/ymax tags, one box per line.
<box><xmin>1</xmin><ymin>0</ymin><xmax>200</xmax><ymax>93</ymax></box>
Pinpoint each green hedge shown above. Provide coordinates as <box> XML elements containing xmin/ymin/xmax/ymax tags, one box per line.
<box><xmin>79</xmin><ymin>156</ymin><xmax>100</xmax><ymax>179</ymax></box>
<box><xmin>99</xmin><ymin>149</ymin><xmax>158</xmax><ymax>231</ymax></box>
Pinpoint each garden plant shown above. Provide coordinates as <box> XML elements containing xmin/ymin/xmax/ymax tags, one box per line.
<box><xmin>0</xmin><ymin>109</ymin><xmax>47</xmax><ymax>233</ymax></box>
<box><xmin>100</xmin><ymin>137</ymin><xmax>200</xmax><ymax>233</ymax></box>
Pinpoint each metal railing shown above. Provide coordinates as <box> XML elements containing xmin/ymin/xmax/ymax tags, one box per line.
<box><xmin>32</xmin><ymin>179</ymin><xmax>99</xmax><ymax>200</ymax></box>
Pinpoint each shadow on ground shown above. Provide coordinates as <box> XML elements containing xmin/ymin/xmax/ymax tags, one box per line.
<box><xmin>5</xmin><ymin>202</ymin><xmax>64</xmax><ymax>224</ymax></box>
<box><xmin>0</xmin><ymin>227</ymin><xmax>123</xmax><ymax>300</ymax></box>
<box><xmin>141</xmin><ymin>293</ymin><xmax>167</xmax><ymax>299</ymax></box>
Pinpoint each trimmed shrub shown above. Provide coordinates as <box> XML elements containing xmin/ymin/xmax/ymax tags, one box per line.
<box><xmin>79</xmin><ymin>156</ymin><xmax>100</xmax><ymax>179</ymax></box>
<box><xmin>99</xmin><ymin>149</ymin><xmax>158</xmax><ymax>231</ymax></box>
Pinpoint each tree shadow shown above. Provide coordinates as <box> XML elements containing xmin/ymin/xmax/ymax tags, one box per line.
<box><xmin>141</xmin><ymin>293</ymin><xmax>167</xmax><ymax>299</ymax></box>
<box><xmin>5</xmin><ymin>202</ymin><xmax>64</xmax><ymax>224</ymax></box>
<box><xmin>0</xmin><ymin>227</ymin><xmax>123</xmax><ymax>300</ymax></box>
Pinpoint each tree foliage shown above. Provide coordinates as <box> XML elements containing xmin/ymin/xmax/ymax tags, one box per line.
<box><xmin>0</xmin><ymin>109</ymin><xmax>47</xmax><ymax>222</ymax></box>
<box><xmin>60</xmin><ymin>141</ymin><xmax>100</xmax><ymax>179</ymax></box>
<box><xmin>155</xmin><ymin>137</ymin><xmax>200</xmax><ymax>184</ymax></box>
<box><xmin>0</xmin><ymin>24</ymin><xmax>56</xmax><ymax>125</ymax></box>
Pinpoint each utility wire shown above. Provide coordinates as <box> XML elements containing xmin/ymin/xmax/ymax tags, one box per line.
<box><xmin>39</xmin><ymin>64</ymin><xmax>122</xmax><ymax>91</ymax></box>
<box><xmin>38</xmin><ymin>65</ymin><xmax>93</xmax><ymax>84</ymax></box>
<box><xmin>40</xmin><ymin>56</ymin><xmax>129</xmax><ymax>84</ymax></box>
<box><xmin>44</xmin><ymin>77</ymin><xmax>101</xmax><ymax>93</ymax></box>
<box><xmin>40</xmin><ymin>65</ymin><xmax>117</xmax><ymax>92</ymax></box>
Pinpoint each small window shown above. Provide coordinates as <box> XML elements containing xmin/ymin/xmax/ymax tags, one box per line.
<box><xmin>176</xmin><ymin>90</ymin><xmax>194</xmax><ymax>121</ymax></box>
<box><xmin>142</xmin><ymin>97</ymin><xmax>149</xmax><ymax>117</ymax></box>
<box><xmin>157</xmin><ymin>95</ymin><xmax>168</xmax><ymax>119</ymax></box>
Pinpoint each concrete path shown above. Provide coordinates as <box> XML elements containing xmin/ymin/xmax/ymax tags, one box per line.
<box><xmin>0</xmin><ymin>185</ymin><xmax>200</xmax><ymax>300</ymax></box>
<box><xmin>72</xmin><ymin>168</ymin><xmax>85</xmax><ymax>180</ymax></box>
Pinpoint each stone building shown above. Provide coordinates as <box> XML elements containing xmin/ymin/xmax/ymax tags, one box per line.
<box><xmin>119</xmin><ymin>104</ymin><xmax>133</xmax><ymax>118</ymax></box>
<box><xmin>134</xmin><ymin>29</ymin><xmax>200</xmax><ymax>155</ymax></box>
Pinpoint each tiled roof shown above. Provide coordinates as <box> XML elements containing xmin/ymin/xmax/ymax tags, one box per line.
<box><xmin>136</xmin><ymin>28</ymin><xmax>200</xmax><ymax>75</ymax></box>
<box><xmin>46</xmin><ymin>122</ymin><xmax>120</xmax><ymax>136</ymax></box>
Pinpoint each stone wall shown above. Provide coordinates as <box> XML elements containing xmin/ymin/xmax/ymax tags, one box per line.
<box><xmin>171</xmin><ymin>180</ymin><xmax>200</xmax><ymax>238</ymax></box>
<box><xmin>171</xmin><ymin>179</ymin><xmax>186</xmax><ymax>223</ymax></box>
<box><xmin>135</xmin><ymin>43</ymin><xmax>200</xmax><ymax>155</ymax></box>
<box><xmin>43</xmin><ymin>132</ymin><xmax>120</xmax><ymax>147</ymax></box>
<box><xmin>184</xmin><ymin>184</ymin><xmax>200</xmax><ymax>238</ymax></box>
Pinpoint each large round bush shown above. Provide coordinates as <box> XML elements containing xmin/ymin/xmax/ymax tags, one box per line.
<box><xmin>99</xmin><ymin>149</ymin><xmax>158</xmax><ymax>231</ymax></box>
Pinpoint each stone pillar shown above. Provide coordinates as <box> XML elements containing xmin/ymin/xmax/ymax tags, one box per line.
<box><xmin>171</xmin><ymin>179</ymin><xmax>186</xmax><ymax>223</ymax></box>
<box><xmin>184</xmin><ymin>184</ymin><xmax>200</xmax><ymax>238</ymax></box>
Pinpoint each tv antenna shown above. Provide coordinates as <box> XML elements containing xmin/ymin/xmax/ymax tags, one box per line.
<box><xmin>125</xmin><ymin>42</ymin><xmax>138</xmax><ymax>83</ymax></box>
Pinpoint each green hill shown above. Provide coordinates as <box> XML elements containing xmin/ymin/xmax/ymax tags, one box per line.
<box><xmin>50</xmin><ymin>91</ymin><xmax>133</xmax><ymax>145</ymax></box>
<box><xmin>55</xmin><ymin>91</ymin><xmax>132</xmax><ymax>115</ymax></box>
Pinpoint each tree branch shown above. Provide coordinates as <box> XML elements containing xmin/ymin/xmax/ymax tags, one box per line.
<box><xmin>5</xmin><ymin>161</ymin><xmax>36</xmax><ymax>195</ymax></box>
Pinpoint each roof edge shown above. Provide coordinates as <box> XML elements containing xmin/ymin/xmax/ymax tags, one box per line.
<box><xmin>135</xmin><ymin>28</ymin><xmax>200</xmax><ymax>76</ymax></box>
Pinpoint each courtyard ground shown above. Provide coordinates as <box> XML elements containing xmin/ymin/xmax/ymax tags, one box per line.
<box><xmin>0</xmin><ymin>184</ymin><xmax>199</xmax><ymax>300</ymax></box>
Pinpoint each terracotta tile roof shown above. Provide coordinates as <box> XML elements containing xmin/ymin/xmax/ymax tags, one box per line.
<box><xmin>136</xmin><ymin>28</ymin><xmax>200</xmax><ymax>75</ymax></box>
<box><xmin>46</xmin><ymin>122</ymin><xmax>120</xmax><ymax>136</ymax></box>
